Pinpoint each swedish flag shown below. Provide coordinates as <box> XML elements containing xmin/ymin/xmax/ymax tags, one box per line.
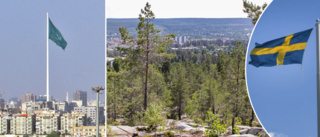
<box><xmin>249</xmin><ymin>28</ymin><xmax>313</xmax><ymax>67</ymax></box>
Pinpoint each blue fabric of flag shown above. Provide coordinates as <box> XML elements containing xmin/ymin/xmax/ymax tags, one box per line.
<box><xmin>249</xmin><ymin>28</ymin><xmax>313</xmax><ymax>67</ymax></box>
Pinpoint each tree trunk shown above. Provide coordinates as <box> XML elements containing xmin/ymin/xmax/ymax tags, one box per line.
<box><xmin>212</xmin><ymin>97</ymin><xmax>215</xmax><ymax>114</ymax></box>
<box><xmin>144</xmin><ymin>22</ymin><xmax>150</xmax><ymax>111</ymax></box>
<box><xmin>232</xmin><ymin>116</ymin><xmax>235</xmax><ymax>134</ymax></box>
<box><xmin>113</xmin><ymin>77</ymin><xmax>116</xmax><ymax>121</ymax></box>
<box><xmin>178</xmin><ymin>92</ymin><xmax>182</xmax><ymax>120</ymax></box>
<box><xmin>250</xmin><ymin>109</ymin><xmax>254</xmax><ymax>127</ymax></box>
<box><xmin>209</xmin><ymin>78</ymin><xmax>215</xmax><ymax>114</ymax></box>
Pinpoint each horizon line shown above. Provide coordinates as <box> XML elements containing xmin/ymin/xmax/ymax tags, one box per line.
<box><xmin>106</xmin><ymin>17</ymin><xmax>250</xmax><ymax>19</ymax></box>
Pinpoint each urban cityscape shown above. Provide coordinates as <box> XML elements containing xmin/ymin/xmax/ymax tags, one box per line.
<box><xmin>0</xmin><ymin>90</ymin><xmax>105</xmax><ymax>136</ymax></box>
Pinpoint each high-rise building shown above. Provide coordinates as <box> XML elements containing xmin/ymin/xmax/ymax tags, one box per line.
<box><xmin>66</xmin><ymin>92</ymin><xmax>69</xmax><ymax>103</ymax></box>
<box><xmin>10</xmin><ymin>114</ymin><xmax>35</xmax><ymax>135</ymax></box>
<box><xmin>60</xmin><ymin>111</ymin><xmax>86</xmax><ymax>134</ymax></box>
<box><xmin>178</xmin><ymin>36</ymin><xmax>183</xmax><ymax>44</ymax></box>
<box><xmin>73</xmin><ymin>91</ymin><xmax>87</xmax><ymax>106</ymax></box>
<box><xmin>21</xmin><ymin>93</ymin><xmax>36</xmax><ymax>104</ymax></box>
<box><xmin>0</xmin><ymin>99</ymin><xmax>5</xmax><ymax>109</ymax></box>
<box><xmin>182</xmin><ymin>36</ymin><xmax>187</xmax><ymax>43</ymax></box>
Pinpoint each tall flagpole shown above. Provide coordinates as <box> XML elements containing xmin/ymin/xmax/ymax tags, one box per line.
<box><xmin>316</xmin><ymin>19</ymin><xmax>320</xmax><ymax>137</ymax></box>
<box><xmin>46</xmin><ymin>13</ymin><xmax>50</xmax><ymax>102</ymax></box>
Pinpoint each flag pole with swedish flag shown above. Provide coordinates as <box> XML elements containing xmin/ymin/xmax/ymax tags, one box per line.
<box><xmin>249</xmin><ymin>28</ymin><xmax>313</xmax><ymax>67</ymax></box>
<box><xmin>249</xmin><ymin>20</ymin><xmax>320</xmax><ymax>137</ymax></box>
<box><xmin>46</xmin><ymin>12</ymin><xmax>68</xmax><ymax>102</ymax></box>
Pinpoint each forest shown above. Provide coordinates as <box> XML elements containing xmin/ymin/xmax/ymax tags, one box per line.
<box><xmin>107</xmin><ymin>1</ymin><xmax>268</xmax><ymax>136</ymax></box>
<box><xmin>107</xmin><ymin>43</ymin><xmax>258</xmax><ymax>133</ymax></box>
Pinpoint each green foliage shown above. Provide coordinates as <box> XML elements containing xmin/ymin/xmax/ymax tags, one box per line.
<box><xmin>204</xmin><ymin>109</ymin><xmax>227</xmax><ymax>137</ymax></box>
<box><xmin>253</xmin><ymin>121</ymin><xmax>262</xmax><ymax>127</ymax></box>
<box><xmin>235</xmin><ymin>117</ymin><xmax>242</xmax><ymax>125</ymax></box>
<box><xmin>233</xmin><ymin>126</ymin><xmax>240</xmax><ymax>135</ymax></box>
<box><xmin>143</xmin><ymin>103</ymin><xmax>165</xmax><ymax>130</ymax></box>
<box><xmin>46</xmin><ymin>131</ymin><xmax>60</xmax><ymax>137</ymax></box>
<box><xmin>107</xmin><ymin>5</ymin><xmax>260</xmax><ymax>132</ymax></box>
<box><xmin>164</xmin><ymin>131</ymin><xmax>175</xmax><ymax>137</ymax></box>
<box><xmin>112</xmin><ymin>120</ymin><xmax>121</xmax><ymax>126</ymax></box>
<box><xmin>169</xmin><ymin>64</ymin><xmax>187</xmax><ymax>120</ymax></box>
<box><xmin>233</xmin><ymin>117</ymin><xmax>243</xmax><ymax>134</ymax></box>
<box><xmin>185</xmin><ymin>97</ymin><xmax>197</xmax><ymax>118</ymax></box>
<box><xmin>243</xmin><ymin>0</ymin><xmax>268</xmax><ymax>25</ymax></box>
<box><xmin>222</xmin><ymin>42</ymin><xmax>251</xmax><ymax>134</ymax></box>
<box><xmin>124</xmin><ymin>102</ymin><xmax>143</xmax><ymax>126</ymax></box>
<box><xmin>194</xmin><ymin>118</ymin><xmax>206</xmax><ymax>126</ymax></box>
<box><xmin>117</xmin><ymin>2</ymin><xmax>175</xmax><ymax>112</ymax></box>
<box><xmin>107</xmin><ymin>124</ymin><xmax>117</xmax><ymax>137</ymax></box>
<box><xmin>158</xmin><ymin>126</ymin><xmax>165</xmax><ymax>131</ymax></box>
<box><xmin>107</xmin><ymin>41</ymin><xmax>256</xmax><ymax>130</ymax></box>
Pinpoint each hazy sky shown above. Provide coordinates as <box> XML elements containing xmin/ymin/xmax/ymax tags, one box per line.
<box><xmin>0</xmin><ymin>1</ymin><xmax>105</xmax><ymax>101</ymax></box>
<box><xmin>246</xmin><ymin>0</ymin><xmax>320</xmax><ymax>136</ymax></box>
<box><xmin>107</xmin><ymin>0</ymin><xmax>272</xmax><ymax>18</ymax></box>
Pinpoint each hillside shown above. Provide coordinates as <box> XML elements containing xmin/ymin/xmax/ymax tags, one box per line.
<box><xmin>107</xmin><ymin>18</ymin><xmax>253</xmax><ymax>40</ymax></box>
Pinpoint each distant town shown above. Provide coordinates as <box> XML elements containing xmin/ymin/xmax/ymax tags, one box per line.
<box><xmin>107</xmin><ymin>18</ymin><xmax>252</xmax><ymax>60</ymax></box>
<box><xmin>0</xmin><ymin>91</ymin><xmax>105</xmax><ymax>136</ymax></box>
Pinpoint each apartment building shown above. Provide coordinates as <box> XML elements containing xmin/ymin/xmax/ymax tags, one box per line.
<box><xmin>10</xmin><ymin>113</ymin><xmax>35</xmax><ymax>135</ymax></box>
<box><xmin>60</xmin><ymin>111</ymin><xmax>86</xmax><ymax>134</ymax></box>
<box><xmin>74</xmin><ymin>106</ymin><xmax>104</xmax><ymax>125</ymax></box>
<box><xmin>71</xmin><ymin>125</ymin><xmax>105</xmax><ymax>137</ymax></box>
<box><xmin>35</xmin><ymin>110</ymin><xmax>60</xmax><ymax>135</ymax></box>
<box><xmin>0</xmin><ymin>115</ymin><xmax>9</xmax><ymax>134</ymax></box>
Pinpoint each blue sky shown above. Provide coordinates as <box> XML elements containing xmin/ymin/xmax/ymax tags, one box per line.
<box><xmin>246</xmin><ymin>0</ymin><xmax>320</xmax><ymax>136</ymax></box>
<box><xmin>0</xmin><ymin>1</ymin><xmax>105</xmax><ymax>101</ymax></box>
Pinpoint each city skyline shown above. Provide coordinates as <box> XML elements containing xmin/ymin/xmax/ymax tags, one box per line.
<box><xmin>0</xmin><ymin>1</ymin><xmax>105</xmax><ymax>101</ymax></box>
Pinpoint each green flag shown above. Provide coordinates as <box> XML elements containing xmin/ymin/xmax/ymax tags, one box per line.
<box><xmin>49</xmin><ymin>18</ymin><xmax>67</xmax><ymax>50</ymax></box>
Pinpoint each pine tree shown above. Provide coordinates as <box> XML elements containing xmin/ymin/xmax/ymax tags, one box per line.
<box><xmin>224</xmin><ymin>41</ymin><xmax>249</xmax><ymax>134</ymax></box>
<box><xmin>118</xmin><ymin>2</ymin><xmax>175</xmax><ymax>111</ymax></box>
<box><xmin>170</xmin><ymin>64</ymin><xmax>187</xmax><ymax>120</ymax></box>
<box><xmin>243</xmin><ymin>0</ymin><xmax>267</xmax><ymax>25</ymax></box>
<box><xmin>243</xmin><ymin>0</ymin><xmax>266</xmax><ymax>126</ymax></box>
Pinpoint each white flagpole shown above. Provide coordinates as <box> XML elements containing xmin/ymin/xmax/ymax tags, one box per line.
<box><xmin>316</xmin><ymin>19</ymin><xmax>320</xmax><ymax>137</ymax></box>
<box><xmin>46</xmin><ymin>13</ymin><xmax>50</xmax><ymax>102</ymax></box>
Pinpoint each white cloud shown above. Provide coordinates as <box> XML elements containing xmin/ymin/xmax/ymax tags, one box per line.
<box><xmin>269</xmin><ymin>132</ymin><xmax>288</xmax><ymax>137</ymax></box>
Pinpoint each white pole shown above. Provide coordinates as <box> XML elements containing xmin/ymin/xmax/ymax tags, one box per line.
<box><xmin>316</xmin><ymin>19</ymin><xmax>320</xmax><ymax>137</ymax></box>
<box><xmin>96</xmin><ymin>91</ymin><xmax>99</xmax><ymax>137</ymax></box>
<box><xmin>46</xmin><ymin>13</ymin><xmax>49</xmax><ymax>102</ymax></box>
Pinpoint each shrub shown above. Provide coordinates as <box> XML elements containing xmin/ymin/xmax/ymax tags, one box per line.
<box><xmin>204</xmin><ymin>109</ymin><xmax>226</xmax><ymax>137</ymax></box>
<box><xmin>233</xmin><ymin>117</ymin><xmax>242</xmax><ymax>134</ymax></box>
<box><xmin>164</xmin><ymin>131</ymin><xmax>175</xmax><ymax>137</ymax></box>
<box><xmin>143</xmin><ymin>103</ymin><xmax>166</xmax><ymax>131</ymax></box>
